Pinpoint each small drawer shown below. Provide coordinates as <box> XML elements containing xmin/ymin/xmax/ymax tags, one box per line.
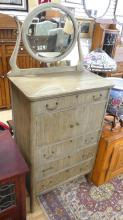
<box><xmin>84</xmin><ymin>131</ymin><xmax>100</xmax><ymax>146</ymax></box>
<box><xmin>36</xmin><ymin>158</ymin><xmax>94</xmax><ymax>193</ymax></box>
<box><xmin>31</xmin><ymin>89</ymin><xmax>108</xmax><ymax>115</ymax></box>
<box><xmin>36</xmin><ymin>145</ymin><xmax>97</xmax><ymax>180</ymax></box>
<box><xmin>77</xmin><ymin>90</ymin><xmax>108</xmax><ymax>105</ymax></box>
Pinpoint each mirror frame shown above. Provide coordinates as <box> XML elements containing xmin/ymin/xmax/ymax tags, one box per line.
<box><xmin>22</xmin><ymin>3</ymin><xmax>78</xmax><ymax>63</ymax></box>
<box><xmin>83</xmin><ymin>0</ymin><xmax>112</xmax><ymax>19</ymax></box>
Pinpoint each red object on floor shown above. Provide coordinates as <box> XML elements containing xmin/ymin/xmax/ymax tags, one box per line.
<box><xmin>7</xmin><ymin>120</ymin><xmax>14</xmax><ymax>134</ymax></box>
<box><xmin>0</xmin><ymin>121</ymin><xmax>10</xmax><ymax>131</ymax></box>
<box><xmin>38</xmin><ymin>0</ymin><xmax>51</xmax><ymax>4</ymax></box>
<box><xmin>0</xmin><ymin>130</ymin><xmax>29</xmax><ymax>220</ymax></box>
<box><xmin>0</xmin><ymin>120</ymin><xmax>14</xmax><ymax>135</ymax></box>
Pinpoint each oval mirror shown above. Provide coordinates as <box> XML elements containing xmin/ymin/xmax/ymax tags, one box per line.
<box><xmin>83</xmin><ymin>0</ymin><xmax>111</xmax><ymax>19</ymax></box>
<box><xmin>22</xmin><ymin>3</ymin><xmax>78</xmax><ymax>63</ymax></box>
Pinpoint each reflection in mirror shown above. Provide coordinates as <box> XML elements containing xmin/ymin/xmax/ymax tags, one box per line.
<box><xmin>114</xmin><ymin>0</ymin><xmax>123</xmax><ymax>24</ymax></box>
<box><xmin>83</xmin><ymin>0</ymin><xmax>111</xmax><ymax>18</ymax></box>
<box><xmin>26</xmin><ymin>8</ymin><xmax>74</xmax><ymax>59</ymax></box>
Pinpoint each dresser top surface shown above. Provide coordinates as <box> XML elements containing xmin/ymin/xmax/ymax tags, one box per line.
<box><xmin>9</xmin><ymin>70</ymin><xmax>113</xmax><ymax>100</ymax></box>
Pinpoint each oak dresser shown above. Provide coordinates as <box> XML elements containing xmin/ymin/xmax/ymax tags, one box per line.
<box><xmin>9</xmin><ymin>69</ymin><xmax>113</xmax><ymax>211</ymax></box>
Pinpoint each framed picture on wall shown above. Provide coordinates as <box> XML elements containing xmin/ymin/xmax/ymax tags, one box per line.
<box><xmin>77</xmin><ymin>19</ymin><xmax>94</xmax><ymax>38</ymax></box>
<box><xmin>0</xmin><ymin>0</ymin><xmax>28</xmax><ymax>11</ymax></box>
<box><xmin>38</xmin><ymin>0</ymin><xmax>51</xmax><ymax>3</ymax></box>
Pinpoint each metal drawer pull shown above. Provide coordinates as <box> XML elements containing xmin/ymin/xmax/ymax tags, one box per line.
<box><xmin>46</xmin><ymin>102</ymin><xmax>58</xmax><ymax>111</ymax></box>
<box><xmin>93</xmin><ymin>94</ymin><xmax>102</xmax><ymax>101</ymax></box>
<box><xmin>65</xmin><ymin>169</ymin><xmax>69</xmax><ymax>173</ymax></box>
<box><xmin>76</xmin><ymin>122</ymin><xmax>80</xmax><ymax>126</ymax></box>
<box><xmin>42</xmin><ymin>167</ymin><xmax>53</xmax><ymax>173</ymax></box>
<box><xmin>20</xmin><ymin>47</ymin><xmax>24</xmax><ymax>51</ymax></box>
<box><xmin>70</xmin><ymin>124</ymin><xmax>74</xmax><ymax>128</ymax></box>
<box><xmin>44</xmin><ymin>154</ymin><xmax>51</xmax><ymax>159</ymax></box>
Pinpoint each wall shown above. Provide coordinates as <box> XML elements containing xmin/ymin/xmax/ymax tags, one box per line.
<box><xmin>0</xmin><ymin>0</ymin><xmax>117</xmax><ymax>21</ymax></box>
<box><xmin>0</xmin><ymin>0</ymin><xmax>38</xmax><ymax>21</ymax></box>
<box><xmin>29</xmin><ymin>0</ymin><xmax>38</xmax><ymax>11</ymax></box>
<box><xmin>61</xmin><ymin>0</ymin><xmax>116</xmax><ymax>19</ymax></box>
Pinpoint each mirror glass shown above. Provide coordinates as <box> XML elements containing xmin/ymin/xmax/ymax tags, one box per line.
<box><xmin>22</xmin><ymin>4</ymin><xmax>77</xmax><ymax>62</ymax></box>
<box><xmin>83</xmin><ymin>0</ymin><xmax>111</xmax><ymax>18</ymax></box>
<box><xmin>115</xmin><ymin>0</ymin><xmax>123</xmax><ymax>24</ymax></box>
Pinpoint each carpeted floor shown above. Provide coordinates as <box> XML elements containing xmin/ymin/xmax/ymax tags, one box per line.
<box><xmin>39</xmin><ymin>175</ymin><xmax>123</xmax><ymax>220</ymax></box>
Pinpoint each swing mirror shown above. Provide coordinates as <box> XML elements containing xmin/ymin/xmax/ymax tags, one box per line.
<box><xmin>22</xmin><ymin>3</ymin><xmax>78</xmax><ymax>63</ymax></box>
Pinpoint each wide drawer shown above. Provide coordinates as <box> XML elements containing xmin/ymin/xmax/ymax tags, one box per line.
<box><xmin>36</xmin><ymin>131</ymin><xmax>100</xmax><ymax>163</ymax></box>
<box><xmin>36</xmin><ymin>101</ymin><xmax>106</xmax><ymax>146</ymax></box>
<box><xmin>36</xmin><ymin>145</ymin><xmax>97</xmax><ymax>180</ymax></box>
<box><xmin>31</xmin><ymin>89</ymin><xmax>109</xmax><ymax>115</ymax></box>
<box><xmin>36</xmin><ymin>158</ymin><xmax>94</xmax><ymax>193</ymax></box>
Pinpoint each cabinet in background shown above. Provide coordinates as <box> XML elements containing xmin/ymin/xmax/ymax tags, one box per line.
<box><xmin>0</xmin><ymin>130</ymin><xmax>29</xmax><ymax>220</ymax></box>
<box><xmin>113</xmin><ymin>44</ymin><xmax>123</xmax><ymax>77</ymax></box>
<box><xmin>0</xmin><ymin>13</ymin><xmax>45</xmax><ymax>109</ymax></box>
<box><xmin>105</xmin><ymin>44</ymin><xmax>123</xmax><ymax>77</ymax></box>
<box><xmin>91</xmin><ymin>21</ymin><xmax>119</xmax><ymax>58</ymax></box>
<box><xmin>91</xmin><ymin>124</ymin><xmax>123</xmax><ymax>186</ymax></box>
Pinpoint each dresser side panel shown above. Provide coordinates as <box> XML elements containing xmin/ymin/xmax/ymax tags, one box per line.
<box><xmin>11</xmin><ymin>83</ymin><xmax>31</xmax><ymax>166</ymax></box>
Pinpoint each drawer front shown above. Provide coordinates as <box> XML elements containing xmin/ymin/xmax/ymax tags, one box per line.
<box><xmin>37</xmin><ymin>131</ymin><xmax>100</xmax><ymax>163</ymax></box>
<box><xmin>36</xmin><ymin>158</ymin><xmax>94</xmax><ymax>193</ymax></box>
<box><xmin>31</xmin><ymin>89</ymin><xmax>109</xmax><ymax>115</ymax></box>
<box><xmin>36</xmin><ymin>102</ymin><xmax>106</xmax><ymax>146</ymax></box>
<box><xmin>36</xmin><ymin>145</ymin><xmax>97</xmax><ymax>180</ymax></box>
